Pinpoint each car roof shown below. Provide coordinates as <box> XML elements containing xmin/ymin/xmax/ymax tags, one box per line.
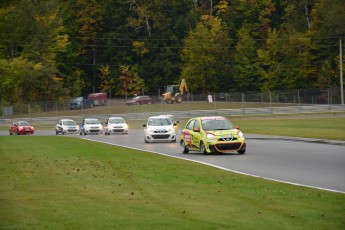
<box><xmin>149</xmin><ymin>115</ymin><xmax>171</xmax><ymax>119</ymax></box>
<box><xmin>199</xmin><ymin>116</ymin><xmax>227</xmax><ymax>120</ymax></box>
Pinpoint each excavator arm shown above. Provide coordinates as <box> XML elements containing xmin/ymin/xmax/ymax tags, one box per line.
<box><xmin>179</xmin><ymin>78</ymin><xmax>188</xmax><ymax>95</ymax></box>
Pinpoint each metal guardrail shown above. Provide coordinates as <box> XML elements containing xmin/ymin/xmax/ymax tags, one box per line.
<box><xmin>0</xmin><ymin>105</ymin><xmax>344</xmax><ymax>126</ymax></box>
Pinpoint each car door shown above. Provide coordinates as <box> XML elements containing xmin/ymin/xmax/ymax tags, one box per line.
<box><xmin>56</xmin><ymin>120</ymin><xmax>62</xmax><ymax>133</ymax></box>
<box><xmin>191</xmin><ymin>119</ymin><xmax>202</xmax><ymax>149</ymax></box>
<box><xmin>10</xmin><ymin>122</ymin><xmax>17</xmax><ymax>133</ymax></box>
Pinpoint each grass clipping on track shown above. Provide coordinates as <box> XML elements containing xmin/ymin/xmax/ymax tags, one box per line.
<box><xmin>0</xmin><ymin>136</ymin><xmax>344</xmax><ymax>230</ymax></box>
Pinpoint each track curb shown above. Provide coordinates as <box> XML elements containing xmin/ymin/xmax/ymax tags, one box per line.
<box><xmin>247</xmin><ymin>134</ymin><xmax>345</xmax><ymax>146</ymax></box>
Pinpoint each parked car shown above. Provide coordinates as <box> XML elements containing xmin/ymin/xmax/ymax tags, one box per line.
<box><xmin>79</xmin><ymin>118</ymin><xmax>103</xmax><ymax>135</ymax></box>
<box><xmin>9</xmin><ymin>121</ymin><xmax>34</xmax><ymax>135</ymax></box>
<box><xmin>126</xmin><ymin>95</ymin><xmax>152</xmax><ymax>105</ymax></box>
<box><xmin>55</xmin><ymin>119</ymin><xmax>79</xmax><ymax>135</ymax></box>
<box><xmin>143</xmin><ymin>115</ymin><xmax>176</xmax><ymax>143</ymax></box>
<box><xmin>69</xmin><ymin>97</ymin><xmax>93</xmax><ymax>109</ymax></box>
<box><xmin>180</xmin><ymin>116</ymin><xmax>246</xmax><ymax>155</ymax></box>
<box><xmin>104</xmin><ymin>117</ymin><xmax>128</xmax><ymax>135</ymax></box>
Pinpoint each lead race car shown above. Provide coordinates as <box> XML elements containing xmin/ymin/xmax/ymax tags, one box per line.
<box><xmin>180</xmin><ymin>116</ymin><xmax>246</xmax><ymax>155</ymax></box>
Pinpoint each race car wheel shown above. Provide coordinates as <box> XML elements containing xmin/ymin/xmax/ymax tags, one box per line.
<box><xmin>200</xmin><ymin>141</ymin><xmax>207</xmax><ymax>155</ymax></box>
<box><xmin>180</xmin><ymin>140</ymin><xmax>189</xmax><ymax>154</ymax></box>
<box><xmin>144</xmin><ymin>137</ymin><xmax>149</xmax><ymax>143</ymax></box>
<box><xmin>237</xmin><ymin>149</ymin><xmax>246</xmax><ymax>155</ymax></box>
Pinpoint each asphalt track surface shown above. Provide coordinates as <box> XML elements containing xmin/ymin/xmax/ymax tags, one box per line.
<box><xmin>2</xmin><ymin>129</ymin><xmax>345</xmax><ymax>193</ymax></box>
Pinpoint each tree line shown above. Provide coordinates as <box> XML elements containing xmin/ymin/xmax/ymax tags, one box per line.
<box><xmin>0</xmin><ymin>0</ymin><xmax>344</xmax><ymax>103</ymax></box>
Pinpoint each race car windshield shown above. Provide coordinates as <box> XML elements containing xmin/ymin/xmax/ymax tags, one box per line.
<box><xmin>63</xmin><ymin>120</ymin><xmax>76</xmax><ymax>125</ymax></box>
<box><xmin>18</xmin><ymin>121</ymin><xmax>30</xmax><ymax>126</ymax></box>
<box><xmin>148</xmin><ymin>118</ymin><xmax>172</xmax><ymax>126</ymax></box>
<box><xmin>85</xmin><ymin>119</ymin><xmax>100</xmax><ymax>124</ymax></box>
<box><xmin>109</xmin><ymin>118</ymin><xmax>125</xmax><ymax>124</ymax></box>
<box><xmin>201</xmin><ymin>119</ymin><xmax>234</xmax><ymax>131</ymax></box>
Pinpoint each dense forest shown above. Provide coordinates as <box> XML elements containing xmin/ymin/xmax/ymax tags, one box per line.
<box><xmin>0</xmin><ymin>0</ymin><xmax>344</xmax><ymax>103</ymax></box>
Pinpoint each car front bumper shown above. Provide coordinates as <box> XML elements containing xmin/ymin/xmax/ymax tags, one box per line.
<box><xmin>145</xmin><ymin>131</ymin><xmax>176</xmax><ymax>142</ymax></box>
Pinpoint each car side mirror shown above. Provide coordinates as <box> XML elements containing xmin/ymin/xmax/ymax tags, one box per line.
<box><xmin>234</xmin><ymin>125</ymin><xmax>240</xmax><ymax>129</ymax></box>
<box><xmin>143</xmin><ymin>124</ymin><xmax>147</xmax><ymax>127</ymax></box>
<box><xmin>193</xmin><ymin>127</ymin><xmax>200</xmax><ymax>132</ymax></box>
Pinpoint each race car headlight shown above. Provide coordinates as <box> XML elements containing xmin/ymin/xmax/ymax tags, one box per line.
<box><xmin>206</xmin><ymin>133</ymin><xmax>216</xmax><ymax>141</ymax></box>
<box><xmin>238</xmin><ymin>131</ymin><xmax>245</xmax><ymax>140</ymax></box>
<box><xmin>147</xmin><ymin>127</ymin><xmax>154</xmax><ymax>132</ymax></box>
<box><xmin>168</xmin><ymin>127</ymin><xmax>175</xmax><ymax>132</ymax></box>
<box><xmin>123</xmin><ymin>124</ymin><xmax>128</xmax><ymax>129</ymax></box>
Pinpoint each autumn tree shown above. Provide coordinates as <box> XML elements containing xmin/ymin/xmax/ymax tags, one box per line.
<box><xmin>180</xmin><ymin>15</ymin><xmax>231</xmax><ymax>93</ymax></box>
<box><xmin>117</xmin><ymin>65</ymin><xmax>145</xmax><ymax>96</ymax></box>
<box><xmin>0</xmin><ymin>0</ymin><xmax>67</xmax><ymax>102</ymax></box>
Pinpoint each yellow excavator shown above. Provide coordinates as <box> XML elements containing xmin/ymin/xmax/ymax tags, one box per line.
<box><xmin>162</xmin><ymin>78</ymin><xmax>189</xmax><ymax>103</ymax></box>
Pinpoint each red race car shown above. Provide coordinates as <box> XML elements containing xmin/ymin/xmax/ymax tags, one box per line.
<box><xmin>9</xmin><ymin>121</ymin><xmax>35</xmax><ymax>135</ymax></box>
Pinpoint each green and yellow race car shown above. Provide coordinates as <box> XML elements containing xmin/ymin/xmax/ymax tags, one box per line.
<box><xmin>180</xmin><ymin>116</ymin><xmax>246</xmax><ymax>155</ymax></box>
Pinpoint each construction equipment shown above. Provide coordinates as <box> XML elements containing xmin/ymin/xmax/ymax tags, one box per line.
<box><xmin>162</xmin><ymin>78</ymin><xmax>189</xmax><ymax>104</ymax></box>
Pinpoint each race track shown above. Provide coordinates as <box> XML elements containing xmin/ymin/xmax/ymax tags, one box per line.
<box><xmin>2</xmin><ymin>129</ymin><xmax>345</xmax><ymax>193</ymax></box>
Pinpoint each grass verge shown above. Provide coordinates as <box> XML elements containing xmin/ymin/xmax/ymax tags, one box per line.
<box><xmin>1</xmin><ymin>136</ymin><xmax>344</xmax><ymax>229</ymax></box>
<box><xmin>231</xmin><ymin>114</ymin><xmax>345</xmax><ymax>141</ymax></box>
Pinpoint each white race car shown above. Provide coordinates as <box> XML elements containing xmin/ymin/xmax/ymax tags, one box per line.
<box><xmin>104</xmin><ymin>117</ymin><xmax>128</xmax><ymax>135</ymax></box>
<box><xmin>80</xmin><ymin>118</ymin><xmax>103</xmax><ymax>135</ymax></box>
<box><xmin>55</xmin><ymin>119</ymin><xmax>79</xmax><ymax>135</ymax></box>
<box><xmin>143</xmin><ymin>115</ymin><xmax>176</xmax><ymax>143</ymax></box>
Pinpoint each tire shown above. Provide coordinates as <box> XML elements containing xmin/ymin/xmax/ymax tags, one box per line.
<box><xmin>144</xmin><ymin>137</ymin><xmax>149</xmax><ymax>143</ymax></box>
<box><xmin>237</xmin><ymin>149</ymin><xmax>246</xmax><ymax>155</ymax></box>
<box><xmin>180</xmin><ymin>140</ymin><xmax>189</xmax><ymax>154</ymax></box>
<box><xmin>200</xmin><ymin>141</ymin><xmax>207</xmax><ymax>155</ymax></box>
<box><xmin>172</xmin><ymin>138</ymin><xmax>176</xmax><ymax>143</ymax></box>
<box><xmin>175</xmin><ymin>94</ymin><xmax>182</xmax><ymax>103</ymax></box>
<box><xmin>56</xmin><ymin>131</ymin><xmax>59</xmax><ymax>135</ymax></box>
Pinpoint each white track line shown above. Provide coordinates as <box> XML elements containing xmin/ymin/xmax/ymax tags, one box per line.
<box><xmin>83</xmin><ymin>138</ymin><xmax>345</xmax><ymax>194</ymax></box>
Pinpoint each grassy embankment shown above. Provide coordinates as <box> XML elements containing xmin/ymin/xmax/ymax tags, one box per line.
<box><xmin>1</xmin><ymin>136</ymin><xmax>345</xmax><ymax>229</ymax></box>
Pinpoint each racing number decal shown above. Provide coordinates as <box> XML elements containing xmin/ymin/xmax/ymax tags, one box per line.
<box><xmin>183</xmin><ymin>130</ymin><xmax>192</xmax><ymax>147</ymax></box>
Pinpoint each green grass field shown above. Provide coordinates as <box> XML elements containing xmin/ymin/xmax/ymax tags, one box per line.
<box><xmin>231</xmin><ymin>115</ymin><xmax>345</xmax><ymax>141</ymax></box>
<box><xmin>1</xmin><ymin>136</ymin><xmax>345</xmax><ymax>229</ymax></box>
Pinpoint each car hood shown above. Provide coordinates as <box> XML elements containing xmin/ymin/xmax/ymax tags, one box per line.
<box><xmin>108</xmin><ymin>123</ymin><xmax>126</xmax><ymax>127</ymax></box>
<box><xmin>148</xmin><ymin>125</ymin><xmax>173</xmax><ymax>130</ymax></box>
<box><xmin>206</xmin><ymin>129</ymin><xmax>239</xmax><ymax>136</ymax></box>
<box><xmin>62</xmin><ymin>124</ymin><xmax>79</xmax><ymax>128</ymax></box>
<box><xmin>84</xmin><ymin>124</ymin><xmax>102</xmax><ymax>127</ymax></box>
<box><xmin>19</xmin><ymin>125</ymin><xmax>33</xmax><ymax>128</ymax></box>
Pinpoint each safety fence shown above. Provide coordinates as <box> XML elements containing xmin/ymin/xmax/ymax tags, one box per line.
<box><xmin>1</xmin><ymin>88</ymin><xmax>343</xmax><ymax>121</ymax></box>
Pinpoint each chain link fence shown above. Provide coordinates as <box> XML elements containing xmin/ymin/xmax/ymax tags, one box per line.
<box><xmin>1</xmin><ymin>88</ymin><xmax>343</xmax><ymax>119</ymax></box>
